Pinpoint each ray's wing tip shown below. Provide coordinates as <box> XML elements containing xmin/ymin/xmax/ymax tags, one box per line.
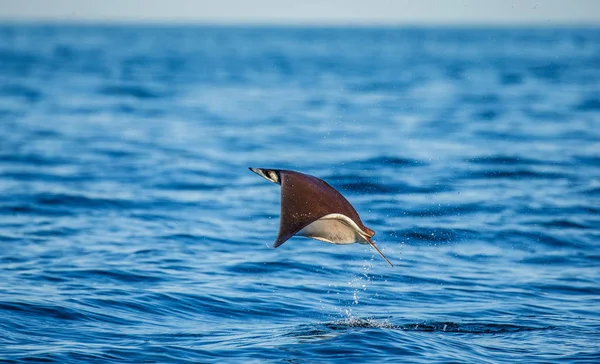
<box><xmin>273</xmin><ymin>239</ymin><xmax>285</xmax><ymax>248</ymax></box>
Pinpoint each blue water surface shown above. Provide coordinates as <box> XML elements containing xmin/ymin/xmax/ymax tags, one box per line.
<box><xmin>0</xmin><ymin>24</ymin><xmax>599</xmax><ymax>363</ymax></box>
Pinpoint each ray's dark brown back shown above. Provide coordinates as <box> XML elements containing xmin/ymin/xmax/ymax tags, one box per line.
<box><xmin>274</xmin><ymin>170</ymin><xmax>374</xmax><ymax>247</ymax></box>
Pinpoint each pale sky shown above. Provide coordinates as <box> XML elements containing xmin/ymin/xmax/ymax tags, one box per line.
<box><xmin>1</xmin><ymin>0</ymin><xmax>599</xmax><ymax>25</ymax></box>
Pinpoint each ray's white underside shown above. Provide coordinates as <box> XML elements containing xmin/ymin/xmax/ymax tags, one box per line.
<box><xmin>297</xmin><ymin>213</ymin><xmax>371</xmax><ymax>245</ymax></box>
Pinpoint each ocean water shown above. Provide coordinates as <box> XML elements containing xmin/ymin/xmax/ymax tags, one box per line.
<box><xmin>0</xmin><ymin>24</ymin><xmax>599</xmax><ymax>363</ymax></box>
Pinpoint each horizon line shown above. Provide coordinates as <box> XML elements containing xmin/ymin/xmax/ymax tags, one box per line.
<box><xmin>1</xmin><ymin>18</ymin><xmax>600</xmax><ymax>28</ymax></box>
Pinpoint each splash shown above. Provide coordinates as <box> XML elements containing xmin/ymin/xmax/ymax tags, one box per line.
<box><xmin>336</xmin><ymin>260</ymin><xmax>375</xmax><ymax>320</ymax></box>
<box><xmin>322</xmin><ymin>319</ymin><xmax>552</xmax><ymax>333</ymax></box>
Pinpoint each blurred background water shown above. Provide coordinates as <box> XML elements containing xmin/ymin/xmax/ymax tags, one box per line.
<box><xmin>0</xmin><ymin>25</ymin><xmax>599</xmax><ymax>362</ymax></box>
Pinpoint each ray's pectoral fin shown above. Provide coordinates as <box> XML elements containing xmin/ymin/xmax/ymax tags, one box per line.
<box><xmin>272</xmin><ymin>218</ymin><xmax>304</xmax><ymax>249</ymax></box>
<box><xmin>273</xmin><ymin>235</ymin><xmax>290</xmax><ymax>249</ymax></box>
<box><xmin>364</xmin><ymin>236</ymin><xmax>393</xmax><ymax>267</ymax></box>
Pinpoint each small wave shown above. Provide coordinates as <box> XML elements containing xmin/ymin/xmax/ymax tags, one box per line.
<box><xmin>339</xmin><ymin>181</ymin><xmax>398</xmax><ymax>194</ymax></box>
<box><xmin>574</xmin><ymin>98</ymin><xmax>600</xmax><ymax>112</ymax></box>
<box><xmin>0</xmin><ymin>50</ymin><xmax>40</xmax><ymax>74</ymax></box>
<box><xmin>111</xmin><ymin>104</ymin><xmax>166</xmax><ymax>117</ymax></box>
<box><xmin>0</xmin><ymin>171</ymin><xmax>90</xmax><ymax>183</ymax></box>
<box><xmin>350</xmin><ymin>156</ymin><xmax>428</xmax><ymax>168</ymax></box>
<box><xmin>467</xmin><ymin>155</ymin><xmax>547</xmax><ymax>166</ymax></box>
<box><xmin>529</xmin><ymin>62</ymin><xmax>563</xmax><ymax>82</ymax></box>
<box><xmin>331</xmin><ymin>176</ymin><xmax>447</xmax><ymax>194</ymax></box>
<box><xmin>398</xmin><ymin>227</ymin><xmax>462</xmax><ymax>243</ymax></box>
<box><xmin>341</xmin><ymin>182</ymin><xmax>452</xmax><ymax>194</ymax></box>
<box><xmin>474</xmin><ymin>109</ymin><xmax>500</xmax><ymax>121</ymax></box>
<box><xmin>350</xmin><ymin>80</ymin><xmax>409</xmax><ymax>93</ymax></box>
<box><xmin>525</xmin><ymin>109</ymin><xmax>567</xmax><ymax>121</ymax></box>
<box><xmin>534</xmin><ymin>219</ymin><xmax>591</xmax><ymax>229</ymax></box>
<box><xmin>0</xmin><ymin>153</ymin><xmax>67</xmax><ymax>166</ymax></box>
<box><xmin>226</xmin><ymin>260</ymin><xmax>317</xmax><ymax>275</ymax></box>
<box><xmin>152</xmin><ymin>182</ymin><xmax>225</xmax><ymax>191</ymax></box>
<box><xmin>574</xmin><ymin>155</ymin><xmax>600</xmax><ymax>167</ymax></box>
<box><xmin>398</xmin><ymin>203</ymin><xmax>501</xmax><ymax>217</ymax></box>
<box><xmin>0</xmin><ymin>204</ymin><xmax>74</xmax><ymax>216</ymax></box>
<box><xmin>461</xmin><ymin>93</ymin><xmax>501</xmax><ymax>104</ymax></box>
<box><xmin>89</xmin><ymin>147</ymin><xmax>141</xmax><ymax>158</ymax></box>
<box><xmin>54</xmin><ymin>268</ymin><xmax>164</xmax><ymax>283</ymax></box>
<box><xmin>0</xmin><ymin>84</ymin><xmax>43</xmax><ymax>103</ymax></box>
<box><xmin>0</xmin><ymin>235</ymin><xmax>23</xmax><ymax>243</ymax></box>
<box><xmin>466</xmin><ymin>169</ymin><xmax>567</xmax><ymax>180</ymax></box>
<box><xmin>495</xmin><ymin>230</ymin><xmax>578</xmax><ymax>248</ymax></box>
<box><xmin>500</xmin><ymin>72</ymin><xmax>523</xmax><ymax>85</ymax></box>
<box><xmin>29</xmin><ymin>227</ymin><xmax>79</xmax><ymax>237</ymax></box>
<box><xmin>583</xmin><ymin>187</ymin><xmax>600</xmax><ymax>196</ymax></box>
<box><xmin>531</xmin><ymin>283</ymin><xmax>600</xmax><ymax>296</ymax></box>
<box><xmin>0</xmin><ymin>301</ymin><xmax>87</xmax><ymax>321</ymax></box>
<box><xmin>33</xmin><ymin>193</ymin><xmax>133</xmax><ymax>209</ymax></box>
<box><xmin>99</xmin><ymin>85</ymin><xmax>165</xmax><ymax>99</ymax></box>
<box><xmin>1</xmin><ymin>192</ymin><xmax>181</xmax><ymax>216</ymax></box>
<box><xmin>159</xmin><ymin>233</ymin><xmax>202</xmax><ymax>241</ymax></box>
<box><xmin>520</xmin><ymin>255</ymin><xmax>579</xmax><ymax>266</ymax></box>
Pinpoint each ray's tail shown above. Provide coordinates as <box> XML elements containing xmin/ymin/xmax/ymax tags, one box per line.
<box><xmin>365</xmin><ymin>237</ymin><xmax>393</xmax><ymax>267</ymax></box>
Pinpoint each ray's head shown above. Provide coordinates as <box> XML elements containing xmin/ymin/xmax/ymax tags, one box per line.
<box><xmin>249</xmin><ymin>167</ymin><xmax>281</xmax><ymax>185</ymax></box>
